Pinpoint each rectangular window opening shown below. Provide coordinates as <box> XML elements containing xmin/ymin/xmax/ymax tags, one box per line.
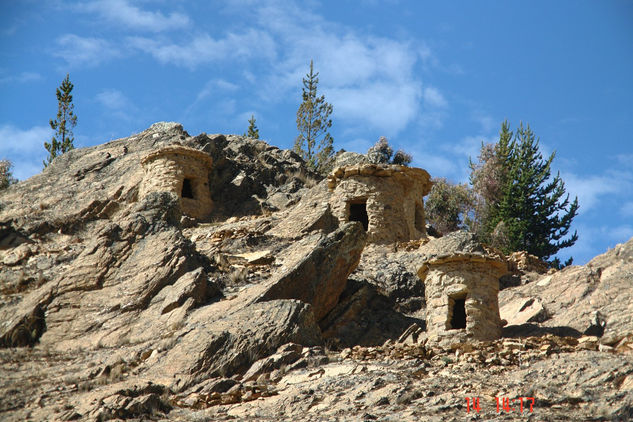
<box><xmin>182</xmin><ymin>178</ymin><xmax>195</xmax><ymax>199</ymax></box>
<box><xmin>349</xmin><ymin>201</ymin><xmax>369</xmax><ymax>231</ymax></box>
<box><xmin>450</xmin><ymin>297</ymin><xmax>467</xmax><ymax>329</ymax></box>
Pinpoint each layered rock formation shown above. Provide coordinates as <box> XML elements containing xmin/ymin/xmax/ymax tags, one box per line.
<box><xmin>1</xmin><ymin>123</ymin><xmax>632</xmax><ymax>421</ymax></box>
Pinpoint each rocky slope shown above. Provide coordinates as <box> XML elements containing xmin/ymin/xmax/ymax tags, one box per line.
<box><xmin>1</xmin><ymin>123</ymin><xmax>632</xmax><ymax>421</ymax></box>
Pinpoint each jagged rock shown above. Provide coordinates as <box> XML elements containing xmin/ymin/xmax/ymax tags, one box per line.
<box><xmin>242</xmin><ymin>343</ymin><xmax>303</xmax><ymax>381</ymax></box>
<box><xmin>257</xmin><ymin>222</ymin><xmax>365</xmax><ymax>320</ymax></box>
<box><xmin>1</xmin><ymin>122</ymin><xmax>633</xmax><ymax>422</ymax></box>
<box><xmin>152</xmin><ymin>299</ymin><xmax>322</xmax><ymax>391</ymax></box>
<box><xmin>499</xmin><ymin>237</ymin><xmax>633</xmax><ymax>345</ymax></box>
<box><xmin>268</xmin><ymin>181</ymin><xmax>338</xmax><ymax>238</ymax></box>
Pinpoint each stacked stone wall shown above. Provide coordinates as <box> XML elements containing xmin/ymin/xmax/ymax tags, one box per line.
<box><xmin>420</xmin><ymin>254</ymin><xmax>507</xmax><ymax>344</ymax></box>
<box><xmin>328</xmin><ymin>164</ymin><xmax>431</xmax><ymax>244</ymax></box>
<box><xmin>140</xmin><ymin>146</ymin><xmax>213</xmax><ymax>220</ymax></box>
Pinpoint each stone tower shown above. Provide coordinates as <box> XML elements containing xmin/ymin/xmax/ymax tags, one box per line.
<box><xmin>140</xmin><ymin>145</ymin><xmax>213</xmax><ymax>220</ymax></box>
<box><xmin>326</xmin><ymin>163</ymin><xmax>432</xmax><ymax>244</ymax></box>
<box><xmin>418</xmin><ymin>252</ymin><xmax>507</xmax><ymax>345</ymax></box>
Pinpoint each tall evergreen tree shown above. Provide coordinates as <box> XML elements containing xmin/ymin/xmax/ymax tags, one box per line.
<box><xmin>44</xmin><ymin>74</ymin><xmax>77</xmax><ymax>167</ymax></box>
<box><xmin>244</xmin><ymin>115</ymin><xmax>259</xmax><ymax>139</ymax></box>
<box><xmin>294</xmin><ymin>60</ymin><xmax>334</xmax><ymax>174</ymax></box>
<box><xmin>473</xmin><ymin>122</ymin><xmax>579</xmax><ymax>262</ymax></box>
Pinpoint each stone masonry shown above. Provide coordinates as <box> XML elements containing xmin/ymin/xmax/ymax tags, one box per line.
<box><xmin>140</xmin><ymin>145</ymin><xmax>214</xmax><ymax>220</ymax></box>
<box><xmin>418</xmin><ymin>253</ymin><xmax>507</xmax><ymax>345</ymax></box>
<box><xmin>327</xmin><ymin>163</ymin><xmax>432</xmax><ymax>244</ymax></box>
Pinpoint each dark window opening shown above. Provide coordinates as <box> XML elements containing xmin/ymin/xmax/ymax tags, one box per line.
<box><xmin>415</xmin><ymin>202</ymin><xmax>425</xmax><ymax>233</ymax></box>
<box><xmin>182</xmin><ymin>178</ymin><xmax>195</xmax><ymax>199</ymax></box>
<box><xmin>450</xmin><ymin>297</ymin><xmax>467</xmax><ymax>329</ymax></box>
<box><xmin>349</xmin><ymin>202</ymin><xmax>369</xmax><ymax>231</ymax></box>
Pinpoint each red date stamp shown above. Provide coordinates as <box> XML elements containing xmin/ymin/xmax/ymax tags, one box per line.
<box><xmin>465</xmin><ymin>396</ymin><xmax>535</xmax><ymax>413</ymax></box>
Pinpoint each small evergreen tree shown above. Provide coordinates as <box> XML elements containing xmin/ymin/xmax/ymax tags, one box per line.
<box><xmin>0</xmin><ymin>159</ymin><xmax>17</xmax><ymax>190</ymax></box>
<box><xmin>244</xmin><ymin>114</ymin><xmax>259</xmax><ymax>139</ymax></box>
<box><xmin>44</xmin><ymin>74</ymin><xmax>77</xmax><ymax>167</ymax></box>
<box><xmin>367</xmin><ymin>136</ymin><xmax>412</xmax><ymax>166</ymax></box>
<box><xmin>470</xmin><ymin>121</ymin><xmax>579</xmax><ymax>262</ymax></box>
<box><xmin>294</xmin><ymin>60</ymin><xmax>334</xmax><ymax>174</ymax></box>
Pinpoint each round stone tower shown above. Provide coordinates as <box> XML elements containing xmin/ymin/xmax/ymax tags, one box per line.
<box><xmin>140</xmin><ymin>145</ymin><xmax>213</xmax><ymax>220</ymax></box>
<box><xmin>327</xmin><ymin>163</ymin><xmax>432</xmax><ymax>244</ymax></box>
<box><xmin>418</xmin><ymin>252</ymin><xmax>507</xmax><ymax>345</ymax></box>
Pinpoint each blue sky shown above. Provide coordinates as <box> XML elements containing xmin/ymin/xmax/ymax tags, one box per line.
<box><xmin>1</xmin><ymin>0</ymin><xmax>632</xmax><ymax>264</ymax></box>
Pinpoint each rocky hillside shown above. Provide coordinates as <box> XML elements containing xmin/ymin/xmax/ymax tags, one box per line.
<box><xmin>1</xmin><ymin>123</ymin><xmax>632</xmax><ymax>421</ymax></box>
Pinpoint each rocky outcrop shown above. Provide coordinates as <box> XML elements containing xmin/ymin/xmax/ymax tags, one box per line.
<box><xmin>257</xmin><ymin>222</ymin><xmax>366</xmax><ymax>320</ymax></box>
<box><xmin>499</xmin><ymin>236</ymin><xmax>633</xmax><ymax>345</ymax></box>
<box><xmin>151</xmin><ymin>299</ymin><xmax>322</xmax><ymax>391</ymax></box>
<box><xmin>1</xmin><ymin>122</ymin><xmax>632</xmax><ymax>422</ymax></box>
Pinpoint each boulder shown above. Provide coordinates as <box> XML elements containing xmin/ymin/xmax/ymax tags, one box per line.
<box><xmin>152</xmin><ymin>299</ymin><xmax>322</xmax><ymax>391</ymax></box>
<box><xmin>499</xmin><ymin>296</ymin><xmax>548</xmax><ymax>326</ymax></box>
<box><xmin>256</xmin><ymin>222</ymin><xmax>366</xmax><ymax>320</ymax></box>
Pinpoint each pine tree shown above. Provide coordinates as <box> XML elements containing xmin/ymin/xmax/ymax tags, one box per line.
<box><xmin>44</xmin><ymin>74</ymin><xmax>77</xmax><ymax>167</ymax></box>
<box><xmin>473</xmin><ymin>122</ymin><xmax>579</xmax><ymax>262</ymax></box>
<box><xmin>0</xmin><ymin>159</ymin><xmax>17</xmax><ymax>190</ymax></box>
<box><xmin>294</xmin><ymin>60</ymin><xmax>334</xmax><ymax>174</ymax></box>
<box><xmin>244</xmin><ymin>115</ymin><xmax>259</xmax><ymax>139</ymax></box>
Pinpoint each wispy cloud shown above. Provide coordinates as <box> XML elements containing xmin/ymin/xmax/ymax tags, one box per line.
<box><xmin>563</xmin><ymin>222</ymin><xmax>633</xmax><ymax>265</ymax></box>
<box><xmin>620</xmin><ymin>201</ymin><xmax>633</xmax><ymax>217</ymax></box>
<box><xmin>0</xmin><ymin>72</ymin><xmax>41</xmax><ymax>84</ymax></box>
<box><xmin>423</xmin><ymin>87</ymin><xmax>448</xmax><ymax>108</ymax></box>
<box><xmin>128</xmin><ymin>30</ymin><xmax>277</xmax><ymax>69</ymax></box>
<box><xmin>0</xmin><ymin>124</ymin><xmax>51</xmax><ymax>180</ymax></box>
<box><xmin>96</xmin><ymin>89</ymin><xmax>131</xmax><ymax>110</ymax></box>
<box><xmin>78</xmin><ymin>0</ymin><xmax>189</xmax><ymax>32</ymax></box>
<box><xmin>95</xmin><ymin>89</ymin><xmax>140</xmax><ymax>123</ymax></box>
<box><xmin>54</xmin><ymin>34</ymin><xmax>121</xmax><ymax>67</ymax></box>
<box><xmin>254</xmin><ymin>8</ymin><xmax>429</xmax><ymax>136</ymax></box>
<box><xmin>562</xmin><ymin>172</ymin><xmax>627</xmax><ymax>214</ymax></box>
<box><xmin>183</xmin><ymin>79</ymin><xmax>242</xmax><ymax>119</ymax></box>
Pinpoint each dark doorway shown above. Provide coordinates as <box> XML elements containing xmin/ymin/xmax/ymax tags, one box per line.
<box><xmin>349</xmin><ymin>202</ymin><xmax>369</xmax><ymax>231</ymax></box>
<box><xmin>182</xmin><ymin>178</ymin><xmax>195</xmax><ymax>199</ymax></box>
<box><xmin>450</xmin><ymin>297</ymin><xmax>467</xmax><ymax>329</ymax></box>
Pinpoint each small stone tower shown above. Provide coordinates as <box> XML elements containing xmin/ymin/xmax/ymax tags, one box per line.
<box><xmin>140</xmin><ymin>145</ymin><xmax>213</xmax><ymax>220</ymax></box>
<box><xmin>327</xmin><ymin>163</ymin><xmax>432</xmax><ymax>244</ymax></box>
<box><xmin>418</xmin><ymin>252</ymin><xmax>507</xmax><ymax>345</ymax></box>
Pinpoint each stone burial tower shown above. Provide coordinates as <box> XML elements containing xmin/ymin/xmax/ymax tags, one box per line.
<box><xmin>139</xmin><ymin>145</ymin><xmax>214</xmax><ymax>220</ymax></box>
<box><xmin>416</xmin><ymin>233</ymin><xmax>508</xmax><ymax>346</ymax></box>
<box><xmin>326</xmin><ymin>163</ymin><xmax>432</xmax><ymax>244</ymax></box>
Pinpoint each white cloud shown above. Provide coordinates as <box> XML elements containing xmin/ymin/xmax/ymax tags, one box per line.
<box><xmin>73</xmin><ymin>0</ymin><xmax>438</xmax><ymax>137</ymax></box>
<box><xmin>96</xmin><ymin>89</ymin><xmax>130</xmax><ymax>110</ymax></box>
<box><xmin>253</xmin><ymin>10</ymin><xmax>428</xmax><ymax>136</ymax></box>
<box><xmin>182</xmin><ymin>79</ymin><xmax>242</xmax><ymax>119</ymax></box>
<box><xmin>563</xmin><ymin>223</ymin><xmax>633</xmax><ymax>265</ymax></box>
<box><xmin>0</xmin><ymin>72</ymin><xmax>41</xmax><ymax>84</ymax></box>
<box><xmin>327</xmin><ymin>80</ymin><xmax>422</xmax><ymax>136</ymax></box>
<box><xmin>0</xmin><ymin>124</ymin><xmax>51</xmax><ymax>180</ymax></box>
<box><xmin>128</xmin><ymin>30</ymin><xmax>277</xmax><ymax>69</ymax></box>
<box><xmin>562</xmin><ymin>172</ymin><xmax>623</xmax><ymax>214</ymax></box>
<box><xmin>621</xmin><ymin>201</ymin><xmax>633</xmax><ymax>217</ymax></box>
<box><xmin>470</xmin><ymin>110</ymin><xmax>495</xmax><ymax>133</ymax></box>
<box><xmin>54</xmin><ymin>34</ymin><xmax>121</xmax><ymax>67</ymax></box>
<box><xmin>423</xmin><ymin>87</ymin><xmax>447</xmax><ymax>108</ymax></box>
<box><xmin>79</xmin><ymin>0</ymin><xmax>189</xmax><ymax>32</ymax></box>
